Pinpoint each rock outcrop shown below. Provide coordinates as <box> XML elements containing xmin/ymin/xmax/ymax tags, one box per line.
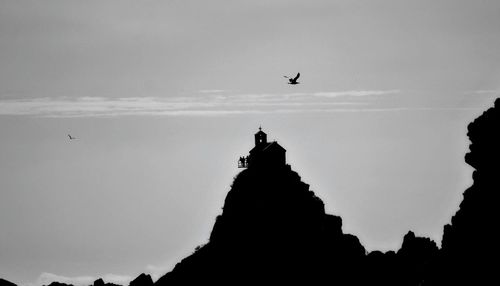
<box><xmin>0</xmin><ymin>279</ymin><xmax>17</xmax><ymax>286</ymax></box>
<box><xmin>429</xmin><ymin>98</ymin><xmax>500</xmax><ymax>285</ymax></box>
<box><xmin>156</xmin><ymin>164</ymin><xmax>366</xmax><ymax>285</ymax></box>
<box><xmin>128</xmin><ymin>274</ymin><xmax>153</xmax><ymax>286</ymax></box>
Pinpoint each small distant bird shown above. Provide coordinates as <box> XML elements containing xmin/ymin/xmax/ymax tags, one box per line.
<box><xmin>284</xmin><ymin>72</ymin><xmax>300</xmax><ymax>85</ymax></box>
<box><xmin>68</xmin><ymin>134</ymin><xmax>76</xmax><ymax>140</ymax></box>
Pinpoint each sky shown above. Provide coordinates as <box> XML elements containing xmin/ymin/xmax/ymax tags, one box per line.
<box><xmin>1</xmin><ymin>0</ymin><xmax>500</xmax><ymax>285</ymax></box>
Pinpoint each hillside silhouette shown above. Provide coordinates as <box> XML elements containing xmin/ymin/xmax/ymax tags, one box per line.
<box><xmin>2</xmin><ymin>98</ymin><xmax>499</xmax><ymax>286</ymax></box>
<box><xmin>428</xmin><ymin>98</ymin><xmax>500</xmax><ymax>285</ymax></box>
<box><xmin>154</xmin><ymin>127</ymin><xmax>441</xmax><ymax>285</ymax></box>
<box><xmin>0</xmin><ymin>279</ymin><xmax>17</xmax><ymax>286</ymax></box>
<box><xmin>157</xmin><ymin>162</ymin><xmax>365</xmax><ymax>285</ymax></box>
<box><xmin>155</xmin><ymin>99</ymin><xmax>500</xmax><ymax>285</ymax></box>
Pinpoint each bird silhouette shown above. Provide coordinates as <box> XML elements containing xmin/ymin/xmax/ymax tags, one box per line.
<box><xmin>284</xmin><ymin>72</ymin><xmax>300</xmax><ymax>85</ymax></box>
<box><xmin>68</xmin><ymin>134</ymin><xmax>76</xmax><ymax>140</ymax></box>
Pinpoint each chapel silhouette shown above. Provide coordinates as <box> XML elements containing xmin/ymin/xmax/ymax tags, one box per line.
<box><xmin>238</xmin><ymin>127</ymin><xmax>287</xmax><ymax>169</ymax></box>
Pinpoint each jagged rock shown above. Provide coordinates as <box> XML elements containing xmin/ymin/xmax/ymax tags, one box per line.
<box><xmin>129</xmin><ymin>274</ymin><xmax>153</xmax><ymax>286</ymax></box>
<box><xmin>398</xmin><ymin>231</ymin><xmax>438</xmax><ymax>260</ymax></box>
<box><xmin>93</xmin><ymin>279</ymin><xmax>105</xmax><ymax>286</ymax></box>
<box><xmin>44</xmin><ymin>282</ymin><xmax>74</xmax><ymax>286</ymax></box>
<box><xmin>397</xmin><ymin>231</ymin><xmax>438</xmax><ymax>285</ymax></box>
<box><xmin>92</xmin><ymin>279</ymin><xmax>120</xmax><ymax>286</ymax></box>
<box><xmin>431</xmin><ymin>98</ymin><xmax>500</xmax><ymax>285</ymax></box>
<box><xmin>0</xmin><ymin>278</ymin><xmax>17</xmax><ymax>286</ymax></box>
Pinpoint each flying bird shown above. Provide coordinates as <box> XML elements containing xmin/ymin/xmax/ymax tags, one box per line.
<box><xmin>68</xmin><ymin>134</ymin><xmax>76</xmax><ymax>140</ymax></box>
<box><xmin>284</xmin><ymin>72</ymin><xmax>300</xmax><ymax>85</ymax></box>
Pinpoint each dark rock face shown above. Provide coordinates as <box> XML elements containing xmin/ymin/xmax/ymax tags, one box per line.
<box><xmin>431</xmin><ymin>98</ymin><xmax>500</xmax><ymax>285</ymax></box>
<box><xmin>156</xmin><ymin>165</ymin><xmax>366</xmax><ymax>285</ymax></box>
<box><xmin>92</xmin><ymin>278</ymin><xmax>120</xmax><ymax>286</ymax></box>
<box><xmin>0</xmin><ymin>279</ymin><xmax>17</xmax><ymax>286</ymax></box>
<box><xmin>398</xmin><ymin>231</ymin><xmax>438</xmax><ymax>285</ymax></box>
<box><xmin>363</xmin><ymin>231</ymin><xmax>438</xmax><ymax>286</ymax></box>
<box><xmin>44</xmin><ymin>282</ymin><xmax>74</xmax><ymax>286</ymax></box>
<box><xmin>128</xmin><ymin>274</ymin><xmax>153</xmax><ymax>286</ymax></box>
<box><xmin>93</xmin><ymin>279</ymin><xmax>105</xmax><ymax>286</ymax></box>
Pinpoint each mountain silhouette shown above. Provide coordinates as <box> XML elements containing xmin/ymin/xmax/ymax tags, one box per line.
<box><xmin>91</xmin><ymin>278</ymin><xmax>121</xmax><ymax>286</ymax></box>
<box><xmin>128</xmin><ymin>274</ymin><xmax>153</xmax><ymax>286</ymax></box>
<box><xmin>0</xmin><ymin>279</ymin><xmax>17</xmax><ymax>286</ymax></box>
<box><xmin>156</xmin><ymin>133</ymin><xmax>366</xmax><ymax>285</ymax></box>
<box><xmin>43</xmin><ymin>282</ymin><xmax>74</xmax><ymax>286</ymax></box>
<box><xmin>428</xmin><ymin>98</ymin><xmax>500</xmax><ymax>285</ymax></box>
<box><xmin>2</xmin><ymin>98</ymin><xmax>499</xmax><ymax>286</ymax></box>
<box><xmin>36</xmin><ymin>275</ymin><xmax>154</xmax><ymax>286</ymax></box>
<box><xmin>154</xmin><ymin>128</ymin><xmax>442</xmax><ymax>285</ymax></box>
<box><xmin>155</xmin><ymin>99</ymin><xmax>500</xmax><ymax>285</ymax></box>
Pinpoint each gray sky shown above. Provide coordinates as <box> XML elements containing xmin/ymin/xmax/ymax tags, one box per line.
<box><xmin>1</xmin><ymin>0</ymin><xmax>499</xmax><ymax>285</ymax></box>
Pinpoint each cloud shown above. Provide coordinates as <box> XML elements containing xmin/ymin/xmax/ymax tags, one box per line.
<box><xmin>198</xmin><ymin>89</ymin><xmax>228</xmax><ymax>93</ymax></box>
<box><xmin>35</xmin><ymin>273</ymin><xmax>94</xmax><ymax>286</ymax></box>
<box><xmin>4</xmin><ymin>90</ymin><xmax>478</xmax><ymax>118</ymax></box>
<box><xmin>100</xmin><ymin>274</ymin><xmax>133</xmax><ymax>285</ymax></box>
<box><xmin>313</xmin><ymin>90</ymin><xmax>400</xmax><ymax>97</ymax></box>
<box><xmin>0</xmin><ymin>91</ymin><xmax>480</xmax><ymax>118</ymax></box>
<box><xmin>33</xmin><ymin>272</ymin><xmax>132</xmax><ymax>286</ymax></box>
<box><xmin>474</xmin><ymin>89</ymin><xmax>500</xmax><ymax>95</ymax></box>
<box><xmin>0</xmin><ymin>93</ymin><xmax>366</xmax><ymax>117</ymax></box>
<box><xmin>0</xmin><ymin>97</ymin><xmax>217</xmax><ymax>117</ymax></box>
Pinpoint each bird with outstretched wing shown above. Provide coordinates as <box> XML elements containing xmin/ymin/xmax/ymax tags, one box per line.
<box><xmin>284</xmin><ymin>72</ymin><xmax>300</xmax><ymax>85</ymax></box>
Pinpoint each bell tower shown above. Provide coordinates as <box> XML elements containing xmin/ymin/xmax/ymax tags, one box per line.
<box><xmin>254</xmin><ymin>126</ymin><xmax>267</xmax><ymax>146</ymax></box>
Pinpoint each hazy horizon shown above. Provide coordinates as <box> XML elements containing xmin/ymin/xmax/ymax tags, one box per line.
<box><xmin>1</xmin><ymin>1</ymin><xmax>500</xmax><ymax>285</ymax></box>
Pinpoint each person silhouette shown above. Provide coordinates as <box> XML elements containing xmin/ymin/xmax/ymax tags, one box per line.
<box><xmin>239</xmin><ymin>157</ymin><xmax>245</xmax><ymax>167</ymax></box>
